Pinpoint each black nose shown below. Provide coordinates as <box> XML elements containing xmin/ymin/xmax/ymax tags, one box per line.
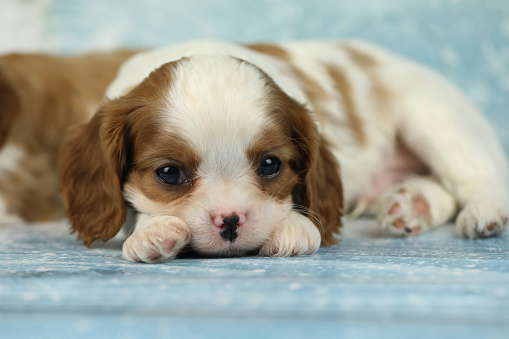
<box><xmin>220</xmin><ymin>214</ymin><xmax>239</xmax><ymax>242</ymax></box>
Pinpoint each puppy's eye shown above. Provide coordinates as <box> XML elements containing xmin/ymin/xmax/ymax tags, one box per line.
<box><xmin>258</xmin><ymin>157</ymin><xmax>281</xmax><ymax>178</ymax></box>
<box><xmin>156</xmin><ymin>166</ymin><xmax>187</xmax><ymax>185</ymax></box>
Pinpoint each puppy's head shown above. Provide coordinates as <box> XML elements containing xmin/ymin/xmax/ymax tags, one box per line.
<box><xmin>59</xmin><ymin>55</ymin><xmax>343</xmax><ymax>255</ymax></box>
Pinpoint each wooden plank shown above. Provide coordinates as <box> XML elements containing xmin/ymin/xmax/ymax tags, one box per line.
<box><xmin>0</xmin><ymin>220</ymin><xmax>508</xmax><ymax>338</ymax></box>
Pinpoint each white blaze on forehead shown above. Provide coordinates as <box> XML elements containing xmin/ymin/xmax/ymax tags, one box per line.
<box><xmin>163</xmin><ymin>55</ymin><xmax>274</xmax><ymax>177</ymax></box>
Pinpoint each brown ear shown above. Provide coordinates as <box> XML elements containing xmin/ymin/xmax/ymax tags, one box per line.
<box><xmin>303</xmin><ymin>134</ymin><xmax>344</xmax><ymax>246</ymax></box>
<box><xmin>290</xmin><ymin>106</ymin><xmax>344</xmax><ymax>246</ymax></box>
<box><xmin>59</xmin><ymin>101</ymin><xmax>131</xmax><ymax>247</ymax></box>
<box><xmin>0</xmin><ymin>65</ymin><xmax>20</xmax><ymax>147</ymax></box>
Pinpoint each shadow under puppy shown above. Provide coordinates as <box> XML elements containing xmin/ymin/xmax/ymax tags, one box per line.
<box><xmin>0</xmin><ymin>50</ymin><xmax>137</xmax><ymax>223</ymax></box>
<box><xmin>59</xmin><ymin>40</ymin><xmax>509</xmax><ymax>263</ymax></box>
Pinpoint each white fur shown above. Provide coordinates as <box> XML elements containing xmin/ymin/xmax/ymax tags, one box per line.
<box><xmin>164</xmin><ymin>55</ymin><xmax>274</xmax><ymax>172</ymax></box>
<box><xmin>122</xmin><ymin>214</ymin><xmax>191</xmax><ymax>263</ymax></box>
<box><xmin>0</xmin><ymin>145</ymin><xmax>25</xmax><ymax>224</ymax></box>
<box><xmin>258</xmin><ymin>211</ymin><xmax>321</xmax><ymax>257</ymax></box>
<box><xmin>110</xmin><ymin>39</ymin><xmax>509</xmax><ymax>261</ymax></box>
<box><xmin>0</xmin><ymin>144</ymin><xmax>23</xmax><ymax>178</ymax></box>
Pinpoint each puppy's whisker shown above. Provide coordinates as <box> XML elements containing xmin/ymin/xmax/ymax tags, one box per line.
<box><xmin>127</xmin><ymin>224</ymin><xmax>137</xmax><ymax>238</ymax></box>
<box><xmin>291</xmin><ymin>137</ymin><xmax>313</xmax><ymax>157</ymax></box>
<box><xmin>293</xmin><ymin>204</ymin><xmax>325</xmax><ymax>236</ymax></box>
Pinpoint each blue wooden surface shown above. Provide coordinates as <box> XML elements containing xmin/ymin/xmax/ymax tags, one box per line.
<box><xmin>1</xmin><ymin>220</ymin><xmax>508</xmax><ymax>339</ymax></box>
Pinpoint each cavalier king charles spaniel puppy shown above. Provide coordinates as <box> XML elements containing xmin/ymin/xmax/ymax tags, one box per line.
<box><xmin>0</xmin><ymin>50</ymin><xmax>136</xmax><ymax>223</ymax></box>
<box><xmin>58</xmin><ymin>40</ymin><xmax>509</xmax><ymax>263</ymax></box>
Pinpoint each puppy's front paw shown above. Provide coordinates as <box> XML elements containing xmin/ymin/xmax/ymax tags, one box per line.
<box><xmin>456</xmin><ymin>197</ymin><xmax>509</xmax><ymax>238</ymax></box>
<box><xmin>379</xmin><ymin>189</ymin><xmax>431</xmax><ymax>236</ymax></box>
<box><xmin>122</xmin><ymin>215</ymin><xmax>191</xmax><ymax>263</ymax></box>
<box><xmin>258</xmin><ymin>212</ymin><xmax>321</xmax><ymax>257</ymax></box>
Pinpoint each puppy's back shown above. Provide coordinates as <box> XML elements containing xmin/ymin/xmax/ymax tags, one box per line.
<box><xmin>0</xmin><ymin>50</ymin><xmax>138</xmax><ymax>223</ymax></box>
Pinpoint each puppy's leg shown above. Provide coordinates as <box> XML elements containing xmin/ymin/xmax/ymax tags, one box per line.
<box><xmin>376</xmin><ymin>176</ymin><xmax>456</xmax><ymax>236</ymax></box>
<box><xmin>456</xmin><ymin>196</ymin><xmax>508</xmax><ymax>238</ymax></box>
<box><xmin>122</xmin><ymin>214</ymin><xmax>191</xmax><ymax>263</ymax></box>
<box><xmin>258</xmin><ymin>211</ymin><xmax>321</xmax><ymax>257</ymax></box>
<box><xmin>393</xmin><ymin>73</ymin><xmax>509</xmax><ymax>238</ymax></box>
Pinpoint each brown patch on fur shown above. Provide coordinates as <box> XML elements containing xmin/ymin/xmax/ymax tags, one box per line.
<box><xmin>0</xmin><ymin>50</ymin><xmax>137</xmax><ymax>221</ymax></box>
<box><xmin>305</xmin><ymin>136</ymin><xmax>345</xmax><ymax>246</ymax></box>
<box><xmin>262</xmin><ymin>73</ymin><xmax>344</xmax><ymax>246</ymax></box>
<box><xmin>245</xmin><ymin>43</ymin><xmax>291</xmax><ymax>61</ymax></box>
<box><xmin>0</xmin><ymin>69</ymin><xmax>20</xmax><ymax>148</ymax></box>
<box><xmin>246</xmin><ymin>43</ymin><xmax>331</xmax><ymax>126</ymax></box>
<box><xmin>60</xmin><ymin>60</ymin><xmax>183</xmax><ymax>246</ymax></box>
<box><xmin>291</xmin><ymin>68</ymin><xmax>329</xmax><ymax>102</ymax></box>
<box><xmin>342</xmin><ymin>45</ymin><xmax>378</xmax><ymax>69</ymax></box>
<box><xmin>60</xmin><ymin>111</ymin><xmax>127</xmax><ymax>246</ymax></box>
<box><xmin>289</xmin><ymin>67</ymin><xmax>333</xmax><ymax>128</ymax></box>
<box><xmin>1</xmin><ymin>51</ymin><xmax>138</xmax><ymax>153</ymax></box>
<box><xmin>342</xmin><ymin>44</ymin><xmax>392</xmax><ymax>111</ymax></box>
<box><xmin>249</xmin><ymin>125</ymin><xmax>302</xmax><ymax>202</ymax></box>
<box><xmin>325</xmin><ymin>63</ymin><xmax>367</xmax><ymax>146</ymax></box>
<box><xmin>126</xmin><ymin>124</ymin><xmax>200</xmax><ymax>206</ymax></box>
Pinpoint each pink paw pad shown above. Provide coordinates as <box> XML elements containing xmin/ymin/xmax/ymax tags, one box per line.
<box><xmin>382</xmin><ymin>191</ymin><xmax>431</xmax><ymax>236</ymax></box>
<box><xmin>161</xmin><ymin>239</ymin><xmax>176</xmax><ymax>253</ymax></box>
<box><xmin>392</xmin><ymin>217</ymin><xmax>405</xmax><ymax>228</ymax></box>
<box><xmin>146</xmin><ymin>250</ymin><xmax>162</xmax><ymax>261</ymax></box>
<box><xmin>414</xmin><ymin>195</ymin><xmax>430</xmax><ymax>217</ymax></box>
<box><xmin>388</xmin><ymin>203</ymin><xmax>401</xmax><ymax>215</ymax></box>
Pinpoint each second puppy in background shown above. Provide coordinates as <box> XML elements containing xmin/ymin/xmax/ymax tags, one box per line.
<box><xmin>0</xmin><ymin>50</ymin><xmax>137</xmax><ymax>224</ymax></box>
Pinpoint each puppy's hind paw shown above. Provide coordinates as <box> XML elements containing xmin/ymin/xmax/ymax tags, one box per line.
<box><xmin>379</xmin><ymin>189</ymin><xmax>431</xmax><ymax>236</ymax></box>
<box><xmin>122</xmin><ymin>215</ymin><xmax>191</xmax><ymax>263</ymax></box>
<box><xmin>456</xmin><ymin>197</ymin><xmax>509</xmax><ymax>239</ymax></box>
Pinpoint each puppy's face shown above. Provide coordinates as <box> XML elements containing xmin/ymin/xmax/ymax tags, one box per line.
<box><xmin>60</xmin><ymin>55</ymin><xmax>343</xmax><ymax>255</ymax></box>
<box><xmin>123</xmin><ymin>56</ymin><xmax>306</xmax><ymax>255</ymax></box>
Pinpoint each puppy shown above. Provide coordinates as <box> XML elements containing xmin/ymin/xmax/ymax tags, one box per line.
<box><xmin>0</xmin><ymin>50</ymin><xmax>137</xmax><ymax>223</ymax></box>
<box><xmin>59</xmin><ymin>40</ymin><xmax>509</xmax><ymax>263</ymax></box>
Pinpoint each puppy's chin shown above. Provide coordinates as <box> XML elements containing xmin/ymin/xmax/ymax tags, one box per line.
<box><xmin>184</xmin><ymin>217</ymin><xmax>282</xmax><ymax>258</ymax></box>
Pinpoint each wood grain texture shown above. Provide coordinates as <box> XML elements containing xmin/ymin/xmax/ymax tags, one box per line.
<box><xmin>0</xmin><ymin>219</ymin><xmax>508</xmax><ymax>338</ymax></box>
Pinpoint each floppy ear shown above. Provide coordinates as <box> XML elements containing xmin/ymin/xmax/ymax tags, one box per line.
<box><xmin>59</xmin><ymin>100</ymin><xmax>131</xmax><ymax>247</ymax></box>
<box><xmin>0</xmin><ymin>65</ymin><xmax>20</xmax><ymax>147</ymax></box>
<box><xmin>303</xmin><ymin>133</ymin><xmax>344</xmax><ymax>246</ymax></box>
<box><xmin>289</xmin><ymin>104</ymin><xmax>344</xmax><ymax>246</ymax></box>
